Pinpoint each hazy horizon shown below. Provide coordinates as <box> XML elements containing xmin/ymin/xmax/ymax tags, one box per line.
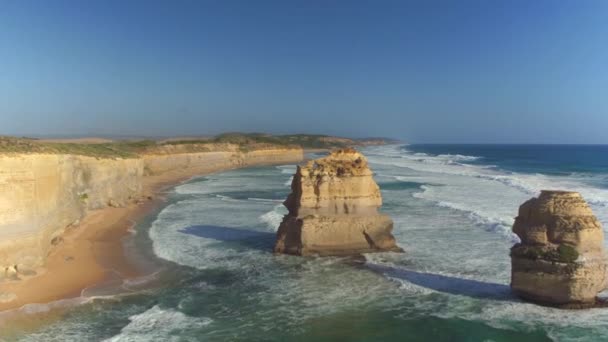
<box><xmin>1</xmin><ymin>0</ymin><xmax>607</xmax><ymax>144</ymax></box>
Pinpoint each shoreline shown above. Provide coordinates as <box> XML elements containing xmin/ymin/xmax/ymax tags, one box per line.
<box><xmin>0</xmin><ymin>158</ymin><xmax>303</xmax><ymax>326</ymax></box>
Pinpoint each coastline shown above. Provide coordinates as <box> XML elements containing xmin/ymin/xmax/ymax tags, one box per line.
<box><xmin>0</xmin><ymin>156</ymin><xmax>303</xmax><ymax>320</ymax></box>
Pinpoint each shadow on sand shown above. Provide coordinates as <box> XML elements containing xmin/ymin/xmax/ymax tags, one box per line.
<box><xmin>179</xmin><ymin>225</ymin><xmax>276</xmax><ymax>251</ymax></box>
<box><xmin>368</xmin><ymin>264</ymin><xmax>518</xmax><ymax>302</ymax></box>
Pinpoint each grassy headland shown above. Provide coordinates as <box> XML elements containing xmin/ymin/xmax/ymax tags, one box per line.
<box><xmin>0</xmin><ymin>133</ymin><xmax>397</xmax><ymax>158</ymax></box>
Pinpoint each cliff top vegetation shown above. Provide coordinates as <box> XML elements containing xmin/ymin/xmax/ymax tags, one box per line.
<box><xmin>0</xmin><ymin>133</ymin><xmax>397</xmax><ymax>158</ymax></box>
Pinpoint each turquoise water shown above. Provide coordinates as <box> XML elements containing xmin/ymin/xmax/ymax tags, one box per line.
<box><xmin>8</xmin><ymin>145</ymin><xmax>608</xmax><ymax>341</ymax></box>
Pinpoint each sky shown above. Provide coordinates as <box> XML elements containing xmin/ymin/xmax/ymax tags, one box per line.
<box><xmin>0</xmin><ymin>0</ymin><xmax>607</xmax><ymax>143</ymax></box>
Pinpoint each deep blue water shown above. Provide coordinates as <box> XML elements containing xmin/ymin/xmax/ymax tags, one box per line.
<box><xmin>406</xmin><ymin>144</ymin><xmax>608</xmax><ymax>178</ymax></box>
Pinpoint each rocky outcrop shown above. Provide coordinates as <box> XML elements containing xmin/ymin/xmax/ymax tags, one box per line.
<box><xmin>510</xmin><ymin>190</ymin><xmax>608</xmax><ymax>307</ymax></box>
<box><xmin>274</xmin><ymin>148</ymin><xmax>402</xmax><ymax>256</ymax></box>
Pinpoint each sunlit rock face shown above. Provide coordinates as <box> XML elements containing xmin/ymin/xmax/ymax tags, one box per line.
<box><xmin>510</xmin><ymin>190</ymin><xmax>608</xmax><ymax>307</ymax></box>
<box><xmin>274</xmin><ymin>148</ymin><xmax>402</xmax><ymax>256</ymax></box>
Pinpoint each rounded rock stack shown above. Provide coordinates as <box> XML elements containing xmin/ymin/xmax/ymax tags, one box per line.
<box><xmin>510</xmin><ymin>190</ymin><xmax>608</xmax><ymax>308</ymax></box>
<box><xmin>274</xmin><ymin>148</ymin><xmax>402</xmax><ymax>256</ymax></box>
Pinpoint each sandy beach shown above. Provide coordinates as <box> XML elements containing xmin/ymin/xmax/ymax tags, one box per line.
<box><xmin>0</xmin><ymin>203</ymin><xmax>144</xmax><ymax>312</ymax></box>
<box><xmin>0</xmin><ymin>199</ymin><xmax>160</xmax><ymax>338</ymax></box>
<box><xmin>0</xmin><ymin>160</ymin><xmax>297</xmax><ymax>328</ymax></box>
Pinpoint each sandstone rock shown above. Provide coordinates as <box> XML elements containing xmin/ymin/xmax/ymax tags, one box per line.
<box><xmin>274</xmin><ymin>148</ymin><xmax>402</xmax><ymax>256</ymax></box>
<box><xmin>510</xmin><ymin>190</ymin><xmax>608</xmax><ymax>307</ymax></box>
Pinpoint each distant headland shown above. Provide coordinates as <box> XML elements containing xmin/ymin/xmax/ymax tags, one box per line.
<box><xmin>0</xmin><ymin>133</ymin><xmax>400</xmax><ymax>157</ymax></box>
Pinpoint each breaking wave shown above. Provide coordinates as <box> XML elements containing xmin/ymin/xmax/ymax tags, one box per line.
<box><xmin>365</xmin><ymin>145</ymin><xmax>608</xmax><ymax>236</ymax></box>
<box><xmin>103</xmin><ymin>305</ymin><xmax>212</xmax><ymax>342</ymax></box>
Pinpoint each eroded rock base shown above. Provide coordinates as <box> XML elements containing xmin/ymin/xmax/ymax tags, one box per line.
<box><xmin>274</xmin><ymin>214</ymin><xmax>403</xmax><ymax>256</ymax></box>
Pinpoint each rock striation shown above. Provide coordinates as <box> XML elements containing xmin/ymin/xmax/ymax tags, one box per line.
<box><xmin>0</xmin><ymin>147</ymin><xmax>303</xmax><ymax>270</ymax></box>
<box><xmin>274</xmin><ymin>148</ymin><xmax>402</xmax><ymax>256</ymax></box>
<box><xmin>510</xmin><ymin>190</ymin><xmax>608</xmax><ymax>307</ymax></box>
<box><xmin>0</xmin><ymin>154</ymin><xmax>143</xmax><ymax>269</ymax></box>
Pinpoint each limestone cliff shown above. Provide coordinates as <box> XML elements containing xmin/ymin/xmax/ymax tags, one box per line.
<box><xmin>0</xmin><ymin>154</ymin><xmax>143</xmax><ymax>268</ymax></box>
<box><xmin>143</xmin><ymin>148</ymin><xmax>303</xmax><ymax>176</ymax></box>
<box><xmin>274</xmin><ymin>148</ymin><xmax>402</xmax><ymax>256</ymax></box>
<box><xmin>510</xmin><ymin>190</ymin><xmax>608</xmax><ymax>307</ymax></box>
<box><xmin>0</xmin><ymin>147</ymin><xmax>303</xmax><ymax>269</ymax></box>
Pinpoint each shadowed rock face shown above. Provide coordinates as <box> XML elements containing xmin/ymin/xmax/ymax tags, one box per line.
<box><xmin>274</xmin><ymin>148</ymin><xmax>402</xmax><ymax>256</ymax></box>
<box><xmin>510</xmin><ymin>190</ymin><xmax>608</xmax><ymax>307</ymax></box>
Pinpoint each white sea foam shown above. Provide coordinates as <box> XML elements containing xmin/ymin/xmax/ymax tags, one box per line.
<box><xmin>149</xmin><ymin>192</ymin><xmax>277</xmax><ymax>270</ymax></box>
<box><xmin>284</xmin><ymin>176</ymin><xmax>293</xmax><ymax>186</ymax></box>
<box><xmin>276</xmin><ymin>165</ymin><xmax>296</xmax><ymax>174</ymax></box>
<box><xmin>259</xmin><ymin>204</ymin><xmax>285</xmax><ymax>230</ymax></box>
<box><xmin>214</xmin><ymin>194</ymin><xmax>236</xmax><ymax>201</ymax></box>
<box><xmin>140</xmin><ymin>151</ymin><xmax>608</xmax><ymax>340</ymax></box>
<box><xmin>411</xmin><ymin>184</ymin><xmax>518</xmax><ymax>240</ymax></box>
<box><xmin>121</xmin><ymin>272</ymin><xmax>161</xmax><ymax>290</ymax></box>
<box><xmin>147</xmin><ymin>172</ymin><xmax>406</xmax><ymax>333</ymax></box>
<box><xmin>0</xmin><ymin>297</ymin><xmax>92</xmax><ymax>318</ymax></box>
<box><xmin>248</xmin><ymin>197</ymin><xmax>282</xmax><ymax>203</ymax></box>
<box><xmin>364</xmin><ymin>252</ymin><xmax>608</xmax><ymax>341</ymax></box>
<box><xmin>363</xmin><ymin>144</ymin><xmax>608</xmax><ymax>238</ymax></box>
<box><xmin>103</xmin><ymin>305</ymin><xmax>212</xmax><ymax>342</ymax></box>
<box><xmin>436</xmin><ymin>154</ymin><xmax>481</xmax><ymax>162</ymax></box>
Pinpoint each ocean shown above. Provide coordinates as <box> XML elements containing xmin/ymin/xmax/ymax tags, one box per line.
<box><xmin>9</xmin><ymin>144</ymin><xmax>608</xmax><ymax>341</ymax></box>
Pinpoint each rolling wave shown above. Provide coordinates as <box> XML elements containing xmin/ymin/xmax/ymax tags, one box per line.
<box><xmin>364</xmin><ymin>145</ymin><xmax>608</xmax><ymax>236</ymax></box>
<box><xmin>103</xmin><ymin>305</ymin><xmax>212</xmax><ymax>342</ymax></box>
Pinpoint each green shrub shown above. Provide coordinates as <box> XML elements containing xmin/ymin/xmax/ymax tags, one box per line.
<box><xmin>557</xmin><ymin>245</ymin><xmax>579</xmax><ymax>263</ymax></box>
<box><xmin>511</xmin><ymin>244</ymin><xmax>579</xmax><ymax>263</ymax></box>
<box><xmin>511</xmin><ymin>245</ymin><xmax>543</xmax><ymax>260</ymax></box>
<box><xmin>1</xmin><ymin>133</ymin><xmax>388</xmax><ymax>157</ymax></box>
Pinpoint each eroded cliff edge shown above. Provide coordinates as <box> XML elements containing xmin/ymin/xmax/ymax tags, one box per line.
<box><xmin>0</xmin><ymin>146</ymin><xmax>303</xmax><ymax>270</ymax></box>
<box><xmin>274</xmin><ymin>148</ymin><xmax>402</xmax><ymax>256</ymax></box>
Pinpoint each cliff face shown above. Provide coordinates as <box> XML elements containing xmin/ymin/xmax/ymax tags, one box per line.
<box><xmin>510</xmin><ymin>190</ymin><xmax>608</xmax><ymax>307</ymax></box>
<box><xmin>0</xmin><ymin>155</ymin><xmax>142</xmax><ymax>268</ymax></box>
<box><xmin>274</xmin><ymin>148</ymin><xmax>402</xmax><ymax>256</ymax></box>
<box><xmin>0</xmin><ymin>147</ymin><xmax>303</xmax><ymax>269</ymax></box>
<box><xmin>142</xmin><ymin>148</ymin><xmax>304</xmax><ymax>176</ymax></box>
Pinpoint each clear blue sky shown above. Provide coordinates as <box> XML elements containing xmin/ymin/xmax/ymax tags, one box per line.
<box><xmin>1</xmin><ymin>0</ymin><xmax>607</xmax><ymax>143</ymax></box>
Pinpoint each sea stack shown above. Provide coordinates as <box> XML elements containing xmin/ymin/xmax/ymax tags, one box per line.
<box><xmin>510</xmin><ymin>190</ymin><xmax>608</xmax><ymax>308</ymax></box>
<box><xmin>274</xmin><ymin>148</ymin><xmax>402</xmax><ymax>256</ymax></box>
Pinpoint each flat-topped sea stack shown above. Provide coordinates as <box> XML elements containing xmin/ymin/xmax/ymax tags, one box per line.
<box><xmin>510</xmin><ymin>190</ymin><xmax>608</xmax><ymax>308</ymax></box>
<box><xmin>274</xmin><ymin>148</ymin><xmax>402</xmax><ymax>256</ymax></box>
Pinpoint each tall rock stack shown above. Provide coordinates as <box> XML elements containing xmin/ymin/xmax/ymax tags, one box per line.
<box><xmin>274</xmin><ymin>148</ymin><xmax>402</xmax><ymax>256</ymax></box>
<box><xmin>510</xmin><ymin>190</ymin><xmax>608</xmax><ymax>307</ymax></box>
